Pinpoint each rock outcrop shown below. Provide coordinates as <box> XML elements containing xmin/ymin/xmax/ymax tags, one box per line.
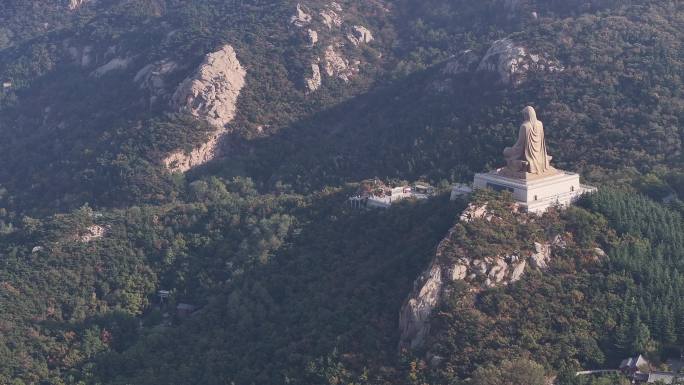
<box><xmin>320</xmin><ymin>9</ymin><xmax>343</xmax><ymax>29</ymax></box>
<box><xmin>399</xmin><ymin>259</ymin><xmax>443</xmax><ymax>350</ymax></box>
<box><xmin>307</xmin><ymin>29</ymin><xmax>319</xmax><ymax>47</ymax></box>
<box><xmin>347</xmin><ymin>25</ymin><xmax>373</xmax><ymax>46</ymax></box>
<box><xmin>305</xmin><ymin>62</ymin><xmax>322</xmax><ymax>92</ymax></box>
<box><xmin>510</xmin><ymin>260</ymin><xmax>527</xmax><ymax>282</ymax></box>
<box><xmin>476</xmin><ymin>38</ymin><xmax>526</xmax><ymax>84</ymax></box>
<box><xmin>476</xmin><ymin>38</ymin><xmax>563</xmax><ymax>85</ymax></box>
<box><xmin>163</xmin><ymin>140</ymin><xmax>222</xmax><ymax>173</ymax></box>
<box><xmin>459</xmin><ymin>203</ymin><xmax>490</xmax><ymax>222</ymax></box>
<box><xmin>68</xmin><ymin>0</ymin><xmax>90</xmax><ymax>10</ymax></box>
<box><xmin>291</xmin><ymin>3</ymin><xmax>312</xmax><ymax>27</ymax></box>
<box><xmin>165</xmin><ymin>44</ymin><xmax>246</xmax><ymax>172</ymax></box>
<box><xmin>171</xmin><ymin>45</ymin><xmax>245</xmax><ymax>128</ymax></box>
<box><xmin>79</xmin><ymin>225</ymin><xmax>106</xmax><ymax>243</ymax></box>
<box><xmin>323</xmin><ymin>45</ymin><xmax>358</xmax><ymax>82</ymax></box>
<box><xmin>399</xmin><ymin>203</ymin><xmax>560</xmax><ymax>350</ymax></box>
<box><xmin>590</xmin><ymin>247</ymin><xmax>608</xmax><ymax>262</ymax></box>
<box><xmin>288</xmin><ymin>2</ymin><xmax>373</xmax><ymax>89</ymax></box>
<box><xmin>440</xmin><ymin>38</ymin><xmax>563</xmax><ymax>87</ymax></box>
<box><xmin>530</xmin><ymin>242</ymin><xmax>551</xmax><ymax>269</ymax></box>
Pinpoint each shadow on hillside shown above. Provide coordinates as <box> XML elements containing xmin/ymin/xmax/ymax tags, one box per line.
<box><xmin>191</xmin><ymin>64</ymin><xmax>513</xmax><ymax>193</ymax></box>
<box><xmin>89</xmin><ymin>190</ymin><xmax>465</xmax><ymax>384</ymax></box>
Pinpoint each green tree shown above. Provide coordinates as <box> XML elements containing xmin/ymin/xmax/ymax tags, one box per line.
<box><xmin>631</xmin><ymin>319</ymin><xmax>656</xmax><ymax>355</ymax></box>
<box><xmin>472</xmin><ymin>359</ymin><xmax>546</xmax><ymax>385</ymax></box>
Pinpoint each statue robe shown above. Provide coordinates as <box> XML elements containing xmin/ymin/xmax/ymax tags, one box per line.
<box><xmin>503</xmin><ymin>119</ymin><xmax>551</xmax><ymax>174</ymax></box>
<box><xmin>523</xmin><ymin>120</ymin><xmax>550</xmax><ymax>174</ymax></box>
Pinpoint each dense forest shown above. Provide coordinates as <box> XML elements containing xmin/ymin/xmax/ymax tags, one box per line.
<box><xmin>4</xmin><ymin>185</ymin><xmax>683</xmax><ymax>384</ymax></box>
<box><xmin>0</xmin><ymin>0</ymin><xmax>681</xmax><ymax>212</ymax></box>
<box><xmin>0</xmin><ymin>0</ymin><xmax>683</xmax><ymax>384</ymax></box>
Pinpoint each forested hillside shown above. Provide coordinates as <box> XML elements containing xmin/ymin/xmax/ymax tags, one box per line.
<box><xmin>0</xmin><ymin>0</ymin><xmax>683</xmax><ymax>384</ymax></box>
<box><xmin>228</xmin><ymin>0</ymin><xmax>683</xmax><ymax>197</ymax></box>
<box><xmin>0</xmin><ymin>0</ymin><xmax>681</xmax><ymax>212</ymax></box>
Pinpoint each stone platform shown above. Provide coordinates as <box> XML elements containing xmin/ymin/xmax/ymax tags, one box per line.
<box><xmin>473</xmin><ymin>169</ymin><xmax>596</xmax><ymax>213</ymax></box>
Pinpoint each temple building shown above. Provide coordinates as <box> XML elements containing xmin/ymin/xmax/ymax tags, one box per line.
<box><xmin>472</xmin><ymin>106</ymin><xmax>596</xmax><ymax>213</ymax></box>
<box><xmin>349</xmin><ymin>179</ymin><xmax>435</xmax><ymax>209</ymax></box>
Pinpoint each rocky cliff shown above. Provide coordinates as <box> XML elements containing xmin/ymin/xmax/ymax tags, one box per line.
<box><xmin>441</xmin><ymin>37</ymin><xmax>563</xmax><ymax>86</ymax></box>
<box><xmin>477</xmin><ymin>38</ymin><xmax>564</xmax><ymax>84</ymax></box>
<box><xmin>170</xmin><ymin>45</ymin><xmax>246</xmax><ymax>129</ymax></box>
<box><xmin>399</xmin><ymin>200</ymin><xmax>574</xmax><ymax>351</ymax></box>
<box><xmin>290</xmin><ymin>2</ymin><xmax>377</xmax><ymax>92</ymax></box>
<box><xmin>164</xmin><ymin>44</ymin><xmax>246</xmax><ymax>172</ymax></box>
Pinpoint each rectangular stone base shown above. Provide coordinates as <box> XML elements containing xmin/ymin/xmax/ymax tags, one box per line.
<box><xmin>473</xmin><ymin>169</ymin><xmax>596</xmax><ymax>213</ymax></box>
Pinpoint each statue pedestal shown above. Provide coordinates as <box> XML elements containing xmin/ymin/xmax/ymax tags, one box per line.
<box><xmin>496</xmin><ymin>166</ymin><xmax>560</xmax><ymax>181</ymax></box>
<box><xmin>473</xmin><ymin>169</ymin><xmax>596</xmax><ymax>213</ymax></box>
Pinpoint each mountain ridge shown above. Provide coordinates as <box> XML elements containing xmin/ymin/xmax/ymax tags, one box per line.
<box><xmin>0</xmin><ymin>1</ymin><xmax>683</xmax><ymax>384</ymax></box>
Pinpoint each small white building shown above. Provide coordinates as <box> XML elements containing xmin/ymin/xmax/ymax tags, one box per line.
<box><xmin>366</xmin><ymin>195</ymin><xmax>393</xmax><ymax>209</ymax></box>
<box><xmin>619</xmin><ymin>354</ymin><xmax>650</xmax><ymax>375</ymax></box>
<box><xmin>349</xmin><ymin>181</ymin><xmax>434</xmax><ymax>209</ymax></box>
<box><xmin>366</xmin><ymin>186</ymin><xmax>413</xmax><ymax>208</ymax></box>
<box><xmin>412</xmin><ymin>183</ymin><xmax>435</xmax><ymax>199</ymax></box>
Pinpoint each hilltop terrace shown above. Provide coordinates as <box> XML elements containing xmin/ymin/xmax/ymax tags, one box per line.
<box><xmin>348</xmin><ymin>179</ymin><xmax>435</xmax><ymax>209</ymax></box>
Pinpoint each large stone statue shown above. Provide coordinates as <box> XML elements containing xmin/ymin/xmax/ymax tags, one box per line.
<box><xmin>502</xmin><ymin>106</ymin><xmax>555</xmax><ymax>178</ymax></box>
<box><xmin>472</xmin><ymin>106</ymin><xmax>596</xmax><ymax>213</ymax></box>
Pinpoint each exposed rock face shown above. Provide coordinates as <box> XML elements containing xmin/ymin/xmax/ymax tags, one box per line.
<box><xmin>91</xmin><ymin>57</ymin><xmax>133</xmax><ymax>77</ymax></box>
<box><xmin>347</xmin><ymin>25</ymin><xmax>373</xmax><ymax>46</ymax></box>
<box><xmin>163</xmin><ymin>140</ymin><xmax>222</xmax><ymax>173</ymax></box>
<box><xmin>439</xmin><ymin>38</ymin><xmax>563</xmax><ymax>88</ymax></box>
<box><xmin>165</xmin><ymin>44</ymin><xmax>246</xmax><ymax>172</ymax></box>
<box><xmin>488</xmin><ymin>257</ymin><xmax>508</xmax><ymax>284</ymax></box>
<box><xmin>399</xmin><ymin>259</ymin><xmax>443</xmax><ymax>350</ymax></box>
<box><xmin>451</xmin><ymin>263</ymin><xmax>468</xmax><ymax>281</ymax></box>
<box><xmin>79</xmin><ymin>225</ymin><xmax>106</xmax><ymax>242</ymax></box>
<box><xmin>68</xmin><ymin>0</ymin><xmax>90</xmax><ymax>10</ymax></box>
<box><xmin>305</xmin><ymin>62</ymin><xmax>322</xmax><ymax>92</ymax></box>
<box><xmin>320</xmin><ymin>9</ymin><xmax>343</xmax><ymax>29</ymax></box>
<box><xmin>291</xmin><ymin>3</ymin><xmax>312</xmax><ymax>27</ymax></box>
<box><xmin>477</xmin><ymin>38</ymin><xmax>563</xmax><ymax>85</ymax></box>
<box><xmin>289</xmin><ymin>2</ymin><xmax>371</xmax><ymax>90</ymax></box>
<box><xmin>477</xmin><ymin>38</ymin><xmax>526</xmax><ymax>83</ymax></box>
<box><xmin>307</xmin><ymin>29</ymin><xmax>319</xmax><ymax>47</ymax></box>
<box><xmin>510</xmin><ymin>260</ymin><xmax>527</xmax><ymax>282</ymax></box>
<box><xmin>530</xmin><ymin>242</ymin><xmax>551</xmax><ymax>269</ymax></box>
<box><xmin>459</xmin><ymin>203</ymin><xmax>490</xmax><ymax>222</ymax></box>
<box><xmin>590</xmin><ymin>247</ymin><xmax>608</xmax><ymax>261</ymax></box>
<box><xmin>134</xmin><ymin>59</ymin><xmax>180</xmax><ymax>104</ymax></box>
<box><xmin>171</xmin><ymin>44</ymin><xmax>246</xmax><ymax>128</ymax></box>
<box><xmin>399</xmin><ymin>204</ymin><xmax>559</xmax><ymax>350</ymax></box>
<box><xmin>324</xmin><ymin>45</ymin><xmax>357</xmax><ymax>82</ymax></box>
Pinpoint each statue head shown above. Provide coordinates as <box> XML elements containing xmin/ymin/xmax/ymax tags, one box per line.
<box><xmin>522</xmin><ymin>106</ymin><xmax>537</xmax><ymax>125</ymax></box>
